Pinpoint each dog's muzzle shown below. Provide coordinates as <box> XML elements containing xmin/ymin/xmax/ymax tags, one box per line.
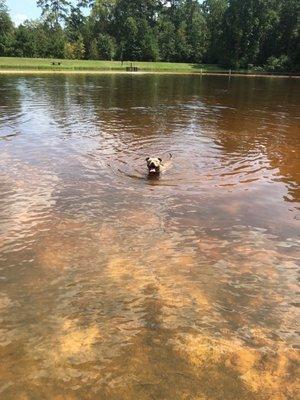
<box><xmin>148</xmin><ymin>163</ymin><xmax>159</xmax><ymax>173</ymax></box>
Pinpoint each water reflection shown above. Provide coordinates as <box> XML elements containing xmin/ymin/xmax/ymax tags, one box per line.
<box><xmin>0</xmin><ymin>74</ymin><xmax>299</xmax><ymax>399</ymax></box>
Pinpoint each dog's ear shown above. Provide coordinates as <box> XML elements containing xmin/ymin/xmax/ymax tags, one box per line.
<box><xmin>158</xmin><ymin>158</ymin><xmax>162</xmax><ymax>163</ymax></box>
<box><xmin>146</xmin><ymin>157</ymin><xmax>150</xmax><ymax>161</ymax></box>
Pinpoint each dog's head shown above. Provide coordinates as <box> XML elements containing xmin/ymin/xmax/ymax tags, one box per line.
<box><xmin>146</xmin><ymin>157</ymin><xmax>163</xmax><ymax>174</ymax></box>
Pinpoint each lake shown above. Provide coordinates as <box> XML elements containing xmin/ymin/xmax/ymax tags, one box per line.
<box><xmin>0</xmin><ymin>74</ymin><xmax>299</xmax><ymax>400</ymax></box>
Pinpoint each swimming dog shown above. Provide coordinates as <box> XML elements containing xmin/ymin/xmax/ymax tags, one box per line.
<box><xmin>146</xmin><ymin>153</ymin><xmax>172</xmax><ymax>175</ymax></box>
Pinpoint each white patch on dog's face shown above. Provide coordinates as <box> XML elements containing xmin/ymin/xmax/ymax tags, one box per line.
<box><xmin>146</xmin><ymin>157</ymin><xmax>163</xmax><ymax>174</ymax></box>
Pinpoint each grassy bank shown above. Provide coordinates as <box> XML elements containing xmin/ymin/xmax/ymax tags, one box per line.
<box><xmin>0</xmin><ymin>57</ymin><xmax>227</xmax><ymax>73</ymax></box>
<box><xmin>0</xmin><ymin>57</ymin><xmax>297</xmax><ymax>76</ymax></box>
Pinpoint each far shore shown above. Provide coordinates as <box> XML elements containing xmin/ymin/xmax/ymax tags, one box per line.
<box><xmin>0</xmin><ymin>69</ymin><xmax>298</xmax><ymax>79</ymax></box>
<box><xmin>0</xmin><ymin>57</ymin><xmax>298</xmax><ymax>78</ymax></box>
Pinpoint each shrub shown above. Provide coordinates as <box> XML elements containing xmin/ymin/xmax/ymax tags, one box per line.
<box><xmin>264</xmin><ymin>55</ymin><xmax>291</xmax><ymax>72</ymax></box>
<box><xmin>64</xmin><ymin>42</ymin><xmax>75</xmax><ymax>59</ymax></box>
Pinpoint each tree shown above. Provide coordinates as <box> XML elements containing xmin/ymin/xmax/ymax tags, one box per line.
<box><xmin>73</xmin><ymin>34</ymin><xmax>85</xmax><ymax>58</ymax></box>
<box><xmin>64</xmin><ymin>41</ymin><xmax>76</xmax><ymax>58</ymax></box>
<box><xmin>37</xmin><ymin>0</ymin><xmax>71</xmax><ymax>28</ymax></box>
<box><xmin>221</xmin><ymin>0</ymin><xmax>280</xmax><ymax>68</ymax></box>
<box><xmin>157</xmin><ymin>0</ymin><xmax>208</xmax><ymax>63</ymax></box>
<box><xmin>0</xmin><ymin>0</ymin><xmax>14</xmax><ymax>56</ymax></box>
<box><xmin>113</xmin><ymin>0</ymin><xmax>160</xmax><ymax>60</ymax></box>
<box><xmin>13</xmin><ymin>22</ymin><xmax>37</xmax><ymax>57</ymax></box>
<box><xmin>97</xmin><ymin>33</ymin><xmax>115</xmax><ymax>59</ymax></box>
<box><xmin>45</xmin><ymin>25</ymin><xmax>66</xmax><ymax>57</ymax></box>
<box><xmin>65</xmin><ymin>34</ymin><xmax>85</xmax><ymax>59</ymax></box>
<box><xmin>157</xmin><ymin>18</ymin><xmax>176</xmax><ymax>61</ymax></box>
<box><xmin>276</xmin><ymin>0</ymin><xmax>300</xmax><ymax>68</ymax></box>
<box><xmin>31</xmin><ymin>21</ymin><xmax>52</xmax><ymax>58</ymax></box>
<box><xmin>175</xmin><ymin>21</ymin><xmax>192</xmax><ymax>61</ymax></box>
<box><xmin>118</xmin><ymin>16</ymin><xmax>141</xmax><ymax>60</ymax></box>
<box><xmin>185</xmin><ymin>0</ymin><xmax>208</xmax><ymax>62</ymax></box>
<box><xmin>140</xmin><ymin>19</ymin><xmax>159</xmax><ymax>61</ymax></box>
<box><xmin>65</xmin><ymin>4</ymin><xmax>86</xmax><ymax>42</ymax></box>
<box><xmin>89</xmin><ymin>38</ymin><xmax>99</xmax><ymax>59</ymax></box>
<box><xmin>202</xmin><ymin>0</ymin><xmax>228</xmax><ymax>63</ymax></box>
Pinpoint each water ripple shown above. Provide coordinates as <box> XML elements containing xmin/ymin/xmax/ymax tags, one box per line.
<box><xmin>0</xmin><ymin>74</ymin><xmax>299</xmax><ymax>399</ymax></box>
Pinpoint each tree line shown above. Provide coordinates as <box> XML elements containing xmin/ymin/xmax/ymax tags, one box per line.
<box><xmin>0</xmin><ymin>0</ymin><xmax>299</xmax><ymax>71</ymax></box>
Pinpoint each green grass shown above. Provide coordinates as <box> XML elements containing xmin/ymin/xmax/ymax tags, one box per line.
<box><xmin>0</xmin><ymin>57</ymin><xmax>227</xmax><ymax>73</ymax></box>
<box><xmin>1</xmin><ymin>57</ymin><xmax>294</xmax><ymax>75</ymax></box>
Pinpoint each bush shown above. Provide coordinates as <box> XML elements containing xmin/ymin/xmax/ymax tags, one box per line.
<box><xmin>251</xmin><ymin>65</ymin><xmax>264</xmax><ymax>72</ymax></box>
<box><xmin>64</xmin><ymin>35</ymin><xmax>85</xmax><ymax>60</ymax></box>
<box><xmin>64</xmin><ymin>42</ymin><xmax>75</xmax><ymax>59</ymax></box>
<box><xmin>264</xmin><ymin>55</ymin><xmax>291</xmax><ymax>72</ymax></box>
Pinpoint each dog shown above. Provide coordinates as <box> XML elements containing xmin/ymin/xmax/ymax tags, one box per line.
<box><xmin>146</xmin><ymin>153</ymin><xmax>172</xmax><ymax>175</ymax></box>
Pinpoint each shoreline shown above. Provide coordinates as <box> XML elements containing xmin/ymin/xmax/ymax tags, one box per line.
<box><xmin>0</xmin><ymin>69</ymin><xmax>298</xmax><ymax>78</ymax></box>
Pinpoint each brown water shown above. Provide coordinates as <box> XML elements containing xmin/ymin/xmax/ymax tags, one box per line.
<box><xmin>0</xmin><ymin>74</ymin><xmax>299</xmax><ymax>400</ymax></box>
